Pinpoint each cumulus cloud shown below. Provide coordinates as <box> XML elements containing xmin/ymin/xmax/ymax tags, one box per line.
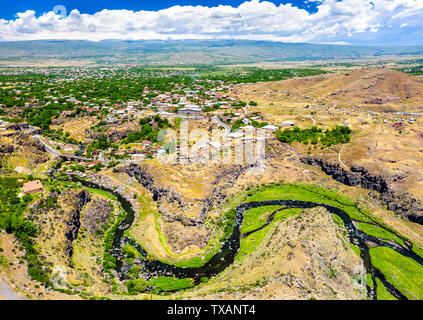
<box><xmin>0</xmin><ymin>0</ymin><xmax>422</xmax><ymax>44</ymax></box>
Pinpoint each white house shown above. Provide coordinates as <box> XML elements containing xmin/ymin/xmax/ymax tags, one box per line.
<box><xmin>262</xmin><ymin>125</ymin><xmax>279</xmax><ymax>131</ymax></box>
<box><xmin>280</xmin><ymin>120</ymin><xmax>296</xmax><ymax>128</ymax></box>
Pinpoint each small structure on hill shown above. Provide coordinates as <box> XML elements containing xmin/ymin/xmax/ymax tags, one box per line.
<box><xmin>280</xmin><ymin>120</ymin><xmax>296</xmax><ymax>128</ymax></box>
<box><xmin>262</xmin><ymin>124</ymin><xmax>279</xmax><ymax>131</ymax></box>
<box><xmin>22</xmin><ymin>180</ymin><xmax>44</xmax><ymax>194</ymax></box>
<box><xmin>85</xmin><ymin>161</ymin><xmax>102</xmax><ymax>168</ymax></box>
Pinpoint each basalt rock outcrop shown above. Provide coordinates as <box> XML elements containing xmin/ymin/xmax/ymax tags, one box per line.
<box><xmin>27</xmin><ymin>189</ymin><xmax>91</xmax><ymax>266</ymax></box>
<box><xmin>63</xmin><ymin>189</ymin><xmax>91</xmax><ymax>265</ymax></box>
<box><xmin>301</xmin><ymin>156</ymin><xmax>423</xmax><ymax>224</ymax></box>
<box><xmin>11</xmin><ymin>133</ymin><xmax>49</xmax><ymax>163</ymax></box>
<box><xmin>82</xmin><ymin>198</ymin><xmax>113</xmax><ymax>235</ymax></box>
<box><xmin>113</xmin><ymin>164</ymin><xmax>192</xmax><ymax>223</ymax></box>
<box><xmin>115</xmin><ymin>163</ymin><xmax>183</xmax><ymax>205</ymax></box>
<box><xmin>115</xmin><ymin>163</ymin><xmax>254</xmax><ymax>227</ymax></box>
<box><xmin>27</xmin><ymin>191</ymin><xmax>60</xmax><ymax>224</ymax></box>
<box><xmin>5</xmin><ymin>123</ymin><xmax>28</xmax><ymax>131</ymax></box>
<box><xmin>300</xmin><ymin>157</ymin><xmax>390</xmax><ymax>193</ymax></box>
<box><xmin>0</xmin><ymin>144</ymin><xmax>16</xmax><ymax>154</ymax></box>
<box><xmin>1</xmin><ymin>133</ymin><xmax>47</xmax><ymax>158</ymax></box>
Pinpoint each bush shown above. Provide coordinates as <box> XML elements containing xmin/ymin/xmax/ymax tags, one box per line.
<box><xmin>126</xmin><ymin>278</ymin><xmax>149</xmax><ymax>294</ymax></box>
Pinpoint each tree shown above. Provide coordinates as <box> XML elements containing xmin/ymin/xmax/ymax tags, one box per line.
<box><xmin>98</xmin><ymin>134</ymin><xmax>110</xmax><ymax>150</ymax></box>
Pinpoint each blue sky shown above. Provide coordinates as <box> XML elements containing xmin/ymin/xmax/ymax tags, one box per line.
<box><xmin>0</xmin><ymin>0</ymin><xmax>422</xmax><ymax>45</ymax></box>
<box><xmin>0</xmin><ymin>0</ymin><xmax>319</xmax><ymax>19</ymax></box>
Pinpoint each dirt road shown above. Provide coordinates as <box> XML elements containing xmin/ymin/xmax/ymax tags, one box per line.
<box><xmin>0</xmin><ymin>277</ymin><xmax>24</xmax><ymax>300</ymax></box>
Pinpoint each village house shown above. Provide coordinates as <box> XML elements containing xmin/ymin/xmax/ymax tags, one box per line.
<box><xmin>228</xmin><ymin>131</ymin><xmax>243</xmax><ymax>139</ymax></box>
<box><xmin>85</xmin><ymin>161</ymin><xmax>102</xmax><ymax>168</ymax></box>
<box><xmin>142</xmin><ymin>140</ymin><xmax>152</xmax><ymax>146</ymax></box>
<box><xmin>132</xmin><ymin>154</ymin><xmax>145</xmax><ymax>161</ymax></box>
<box><xmin>22</xmin><ymin>180</ymin><xmax>44</xmax><ymax>194</ymax></box>
<box><xmin>262</xmin><ymin>124</ymin><xmax>279</xmax><ymax>131</ymax></box>
<box><xmin>240</xmin><ymin>125</ymin><xmax>255</xmax><ymax>133</ymax></box>
<box><xmin>262</xmin><ymin>124</ymin><xmax>279</xmax><ymax>137</ymax></box>
<box><xmin>280</xmin><ymin>120</ymin><xmax>296</xmax><ymax>128</ymax></box>
<box><xmin>157</xmin><ymin>149</ymin><xmax>166</xmax><ymax>155</ymax></box>
<box><xmin>178</xmin><ymin>105</ymin><xmax>203</xmax><ymax>119</ymax></box>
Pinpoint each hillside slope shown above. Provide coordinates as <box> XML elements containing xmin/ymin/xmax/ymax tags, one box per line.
<box><xmin>234</xmin><ymin>68</ymin><xmax>423</xmax><ymax>111</ymax></box>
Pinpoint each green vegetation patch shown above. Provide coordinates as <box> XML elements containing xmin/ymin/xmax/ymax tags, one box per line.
<box><xmin>412</xmin><ymin>246</ymin><xmax>423</xmax><ymax>259</ymax></box>
<box><xmin>126</xmin><ymin>276</ymin><xmax>194</xmax><ymax>294</ymax></box>
<box><xmin>241</xmin><ymin>205</ymin><xmax>282</xmax><ymax>234</ymax></box>
<box><xmin>237</xmin><ymin>208</ymin><xmax>302</xmax><ymax>262</ymax></box>
<box><xmin>123</xmin><ymin>115</ymin><xmax>171</xmax><ymax>144</ymax></box>
<box><xmin>245</xmin><ymin>184</ymin><xmax>371</xmax><ymax>222</ymax></box>
<box><xmin>0</xmin><ymin>253</ymin><xmax>9</xmax><ymax>267</ymax></box>
<box><xmin>126</xmin><ymin>278</ymin><xmax>149</xmax><ymax>294</ymax></box>
<box><xmin>236</xmin><ymin>225</ymin><xmax>270</xmax><ymax>262</ymax></box>
<box><xmin>0</xmin><ymin>177</ymin><xmax>51</xmax><ymax>286</ymax></box>
<box><xmin>199</xmin><ymin>67</ymin><xmax>327</xmax><ymax>84</ymax></box>
<box><xmin>356</xmin><ymin>222</ymin><xmax>405</xmax><ymax>247</ymax></box>
<box><xmin>149</xmin><ymin>276</ymin><xmax>194</xmax><ymax>292</ymax></box>
<box><xmin>349</xmin><ymin>243</ymin><xmax>361</xmax><ymax>257</ymax></box>
<box><xmin>276</xmin><ymin>126</ymin><xmax>351</xmax><ymax>147</ymax></box>
<box><xmin>370</xmin><ymin>247</ymin><xmax>423</xmax><ymax>300</ymax></box>
<box><xmin>122</xmin><ymin>244</ymin><xmax>143</xmax><ymax>258</ymax></box>
<box><xmin>375</xmin><ymin>278</ymin><xmax>397</xmax><ymax>300</ymax></box>
<box><xmin>366</xmin><ymin>274</ymin><xmax>373</xmax><ymax>289</ymax></box>
<box><xmin>397</xmin><ymin>65</ymin><xmax>423</xmax><ymax>76</ymax></box>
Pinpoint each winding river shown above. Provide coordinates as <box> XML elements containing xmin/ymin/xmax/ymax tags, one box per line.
<box><xmin>67</xmin><ymin>175</ymin><xmax>423</xmax><ymax>300</ymax></box>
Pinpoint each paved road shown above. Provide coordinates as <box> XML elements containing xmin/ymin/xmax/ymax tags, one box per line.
<box><xmin>32</xmin><ymin>134</ymin><xmax>61</xmax><ymax>157</ymax></box>
<box><xmin>25</xmin><ymin>125</ymin><xmax>38</xmax><ymax>134</ymax></box>
<box><xmin>0</xmin><ymin>121</ymin><xmax>146</xmax><ymax>164</ymax></box>
<box><xmin>213</xmin><ymin>116</ymin><xmax>231</xmax><ymax>137</ymax></box>
<box><xmin>32</xmin><ymin>134</ymin><xmax>95</xmax><ymax>162</ymax></box>
<box><xmin>0</xmin><ymin>277</ymin><xmax>23</xmax><ymax>300</ymax></box>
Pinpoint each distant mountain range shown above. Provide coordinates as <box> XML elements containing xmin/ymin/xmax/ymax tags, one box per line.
<box><xmin>1</xmin><ymin>40</ymin><xmax>423</xmax><ymax>65</ymax></box>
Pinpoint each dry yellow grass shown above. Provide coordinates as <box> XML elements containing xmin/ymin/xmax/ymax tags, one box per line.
<box><xmin>233</xmin><ymin>68</ymin><xmax>423</xmax><ymax>113</ymax></box>
<box><xmin>231</xmin><ymin>68</ymin><xmax>423</xmax><ymax>205</ymax></box>
<box><xmin>0</xmin><ymin>233</ymin><xmax>80</xmax><ymax>300</ymax></box>
<box><xmin>50</xmin><ymin>116</ymin><xmax>98</xmax><ymax>142</ymax></box>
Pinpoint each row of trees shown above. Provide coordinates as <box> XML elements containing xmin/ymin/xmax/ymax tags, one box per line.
<box><xmin>200</xmin><ymin>67</ymin><xmax>327</xmax><ymax>84</ymax></box>
<box><xmin>276</xmin><ymin>126</ymin><xmax>351</xmax><ymax>147</ymax></box>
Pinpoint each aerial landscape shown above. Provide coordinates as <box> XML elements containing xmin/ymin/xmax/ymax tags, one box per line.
<box><xmin>2</xmin><ymin>0</ymin><xmax>423</xmax><ymax>305</ymax></box>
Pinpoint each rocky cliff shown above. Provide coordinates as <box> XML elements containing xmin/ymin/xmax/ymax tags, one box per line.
<box><xmin>63</xmin><ymin>189</ymin><xmax>91</xmax><ymax>264</ymax></box>
<box><xmin>115</xmin><ymin>163</ymin><xmax>253</xmax><ymax>227</ymax></box>
<box><xmin>301</xmin><ymin>156</ymin><xmax>423</xmax><ymax>224</ymax></box>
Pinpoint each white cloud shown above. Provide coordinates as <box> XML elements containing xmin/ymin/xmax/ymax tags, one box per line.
<box><xmin>0</xmin><ymin>0</ymin><xmax>422</xmax><ymax>44</ymax></box>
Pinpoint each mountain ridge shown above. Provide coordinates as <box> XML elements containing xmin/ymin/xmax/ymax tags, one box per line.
<box><xmin>1</xmin><ymin>40</ymin><xmax>423</xmax><ymax>64</ymax></box>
